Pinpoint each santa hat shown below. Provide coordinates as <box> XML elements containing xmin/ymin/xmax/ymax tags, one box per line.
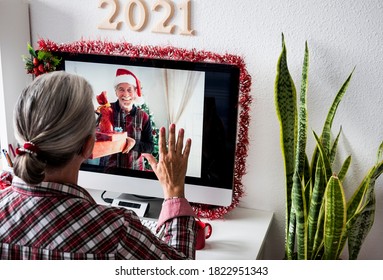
<box><xmin>114</xmin><ymin>68</ymin><xmax>142</xmax><ymax>97</ymax></box>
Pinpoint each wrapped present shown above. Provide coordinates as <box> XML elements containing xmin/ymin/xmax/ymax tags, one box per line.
<box><xmin>89</xmin><ymin>131</ymin><xmax>127</xmax><ymax>159</ymax></box>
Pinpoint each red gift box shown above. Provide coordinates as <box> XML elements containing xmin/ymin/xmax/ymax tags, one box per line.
<box><xmin>89</xmin><ymin>131</ymin><xmax>127</xmax><ymax>159</ymax></box>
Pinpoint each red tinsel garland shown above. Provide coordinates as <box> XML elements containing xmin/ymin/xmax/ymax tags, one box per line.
<box><xmin>37</xmin><ymin>38</ymin><xmax>253</xmax><ymax>220</ymax></box>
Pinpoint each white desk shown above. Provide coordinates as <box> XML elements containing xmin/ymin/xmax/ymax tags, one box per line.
<box><xmin>196</xmin><ymin>207</ymin><xmax>273</xmax><ymax>260</ymax></box>
<box><xmin>87</xmin><ymin>189</ymin><xmax>273</xmax><ymax>260</ymax></box>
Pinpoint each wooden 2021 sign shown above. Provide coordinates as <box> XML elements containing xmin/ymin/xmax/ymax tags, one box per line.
<box><xmin>98</xmin><ymin>0</ymin><xmax>194</xmax><ymax>35</ymax></box>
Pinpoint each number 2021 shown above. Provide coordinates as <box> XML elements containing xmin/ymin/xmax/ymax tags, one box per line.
<box><xmin>98</xmin><ymin>0</ymin><xmax>195</xmax><ymax>35</ymax></box>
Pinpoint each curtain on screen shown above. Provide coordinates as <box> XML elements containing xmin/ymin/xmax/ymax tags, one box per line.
<box><xmin>162</xmin><ymin>69</ymin><xmax>202</xmax><ymax>125</ymax></box>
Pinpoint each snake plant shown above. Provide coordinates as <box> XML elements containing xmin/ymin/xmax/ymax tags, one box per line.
<box><xmin>275</xmin><ymin>34</ymin><xmax>383</xmax><ymax>260</ymax></box>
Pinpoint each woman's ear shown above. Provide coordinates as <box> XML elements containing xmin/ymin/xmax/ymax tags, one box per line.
<box><xmin>80</xmin><ymin>135</ymin><xmax>95</xmax><ymax>159</ymax></box>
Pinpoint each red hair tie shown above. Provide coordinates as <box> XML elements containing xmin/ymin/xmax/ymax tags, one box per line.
<box><xmin>16</xmin><ymin>142</ymin><xmax>39</xmax><ymax>156</ymax></box>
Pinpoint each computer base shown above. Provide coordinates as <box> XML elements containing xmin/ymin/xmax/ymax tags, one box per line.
<box><xmin>113</xmin><ymin>193</ymin><xmax>163</xmax><ymax>219</ymax></box>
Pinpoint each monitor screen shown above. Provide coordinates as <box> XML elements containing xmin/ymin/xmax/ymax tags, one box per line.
<box><xmin>57</xmin><ymin>52</ymin><xmax>240</xmax><ymax>207</ymax></box>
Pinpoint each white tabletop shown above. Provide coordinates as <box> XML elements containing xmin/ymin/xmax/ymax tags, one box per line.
<box><xmin>196</xmin><ymin>207</ymin><xmax>273</xmax><ymax>260</ymax></box>
<box><xmin>87</xmin><ymin>188</ymin><xmax>273</xmax><ymax>260</ymax></box>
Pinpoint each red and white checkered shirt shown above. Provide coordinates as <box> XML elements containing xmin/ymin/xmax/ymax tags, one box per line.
<box><xmin>0</xmin><ymin>177</ymin><xmax>196</xmax><ymax>260</ymax></box>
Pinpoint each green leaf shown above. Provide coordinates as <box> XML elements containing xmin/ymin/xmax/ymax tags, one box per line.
<box><xmin>286</xmin><ymin>208</ymin><xmax>297</xmax><ymax>260</ymax></box>
<box><xmin>346</xmin><ymin>146</ymin><xmax>383</xmax><ymax>219</ymax></box>
<box><xmin>22</xmin><ymin>55</ymin><xmax>32</xmax><ymax>64</ymax></box>
<box><xmin>329</xmin><ymin>126</ymin><xmax>342</xmax><ymax>164</ymax></box>
<box><xmin>293</xmin><ymin>40</ymin><xmax>309</xmax><ymax>260</ymax></box>
<box><xmin>323</xmin><ymin>175</ymin><xmax>347</xmax><ymax>260</ymax></box>
<box><xmin>338</xmin><ymin>155</ymin><xmax>351</xmax><ymax>182</ymax></box>
<box><xmin>307</xmin><ymin>158</ymin><xmax>325</xmax><ymax>258</ymax></box>
<box><xmin>312</xmin><ymin>202</ymin><xmax>325</xmax><ymax>259</ymax></box>
<box><xmin>377</xmin><ymin>141</ymin><xmax>383</xmax><ymax>164</ymax></box>
<box><xmin>275</xmin><ymin>33</ymin><xmax>297</xmax><ymax>259</ymax></box>
<box><xmin>321</xmin><ymin>68</ymin><xmax>355</xmax><ymax>154</ymax></box>
<box><xmin>303</xmin><ymin>154</ymin><xmax>311</xmax><ymax>194</ymax></box>
<box><xmin>37</xmin><ymin>50</ymin><xmax>52</xmax><ymax>61</ymax></box>
<box><xmin>347</xmin><ymin>200</ymin><xmax>375</xmax><ymax>260</ymax></box>
<box><xmin>313</xmin><ymin>131</ymin><xmax>333</xmax><ymax>181</ymax></box>
<box><xmin>308</xmin><ymin>131</ymin><xmax>336</xmax><ymax>259</ymax></box>
<box><xmin>347</xmin><ymin>157</ymin><xmax>383</xmax><ymax>259</ymax></box>
<box><xmin>27</xmin><ymin>43</ymin><xmax>37</xmax><ymax>57</ymax></box>
<box><xmin>51</xmin><ymin>56</ymin><xmax>62</xmax><ymax>66</ymax></box>
<box><xmin>292</xmin><ymin>172</ymin><xmax>307</xmax><ymax>259</ymax></box>
<box><xmin>347</xmin><ymin>176</ymin><xmax>370</xmax><ymax>218</ymax></box>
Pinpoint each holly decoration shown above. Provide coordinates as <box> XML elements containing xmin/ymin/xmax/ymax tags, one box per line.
<box><xmin>22</xmin><ymin>43</ymin><xmax>61</xmax><ymax>77</ymax></box>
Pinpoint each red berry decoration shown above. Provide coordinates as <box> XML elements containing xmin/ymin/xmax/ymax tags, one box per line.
<box><xmin>33</xmin><ymin>68</ymin><xmax>40</xmax><ymax>76</ymax></box>
<box><xmin>38</xmin><ymin>64</ymin><xmax>44</xmax><ymax>73</ymax></box>
<box><xmin>22</xmin><ymin>43</ymin><xmax>61</xmax><ymax>77</ymax></box>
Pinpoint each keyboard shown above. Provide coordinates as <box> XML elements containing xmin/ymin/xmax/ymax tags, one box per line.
<box><xmin>140</xmin><ymin>217</ymin><xmax>158</xmax><ymax>234</ymax></box>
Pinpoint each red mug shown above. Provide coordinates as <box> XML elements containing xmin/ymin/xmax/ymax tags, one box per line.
<box><xmin>195</xmin><ymin>219</ymin><xmax>212</xmax><ymax>250</ymax></box>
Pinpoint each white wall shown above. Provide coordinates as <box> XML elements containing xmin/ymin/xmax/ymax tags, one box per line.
<box><xmin>0</xmin><ymin>0</ymin><xmax>31</xmax><ymax>170</ymax></box>
<box><xmin>23</xmin><ymin>0</ymin><xmax>383</xmax><ymax>259</ymax></box>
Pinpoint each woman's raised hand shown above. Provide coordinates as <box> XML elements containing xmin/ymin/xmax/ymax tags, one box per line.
<box><xmin>142</xmin><ymin>124</ymin><xmax>191</xmax><ymax>199</ymax></box>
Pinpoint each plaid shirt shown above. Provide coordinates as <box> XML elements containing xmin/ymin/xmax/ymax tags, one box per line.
<box><xmin>0</xmin><ymin>177</ymin><xmax>196</xmax><ymax>260</ymax></box>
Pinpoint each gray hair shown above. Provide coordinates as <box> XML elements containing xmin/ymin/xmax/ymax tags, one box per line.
<box><xmin>13</xmin><ymin>71</ymin><xmax>95</xmax><ymax>184</ymax></box>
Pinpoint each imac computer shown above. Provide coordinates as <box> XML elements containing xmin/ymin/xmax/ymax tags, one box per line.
<box><xmin>55</xmin><ymin>52</ymin><xmax>240</xmax><ymax>213</ymax></box>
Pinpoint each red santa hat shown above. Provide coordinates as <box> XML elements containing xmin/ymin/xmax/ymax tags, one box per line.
<box><xmin>114</xmin><ymin>68</ymin><xmax>142</xmax><ymax>97</ymax></box>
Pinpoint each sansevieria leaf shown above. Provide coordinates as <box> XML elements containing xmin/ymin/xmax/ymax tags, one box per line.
<box><xmin>347</xmin><ymin>145</ymin><xmax>383</xmax><ymax>259</ymax></box>
<box><xmin>275</xmin><ymin>33</ymin><xmax>297</xmax><ymax>260</ymax></box>
<box><xmin>323</xmin><ymin>175</ymin><xmax>346</xmax><ymax>260</ymax></box>
<box><xmin>292</xmin><ymin>40</ymin><xmax>309</xmax><ymax>260</ymax></box>
<box><xmin>320</xmin><ymin>69</ymin><xmax>355</xmax><ymax>154</ymax></box>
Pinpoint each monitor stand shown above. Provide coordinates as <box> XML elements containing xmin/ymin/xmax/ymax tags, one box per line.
<box><xmin>112</xmin><ymin>193</ymin><xmax>163</xmax><ymax>219</ymax></box>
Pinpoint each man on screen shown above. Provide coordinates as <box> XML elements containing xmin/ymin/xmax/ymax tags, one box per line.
<box><xmin>100</xmin><ymin>68</ymin><xmax>154</xmax><ymax>170</ymax></box>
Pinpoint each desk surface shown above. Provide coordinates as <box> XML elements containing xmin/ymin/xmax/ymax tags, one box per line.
<box><xmin>196</xmin><ymin>207</ymin><xmax>273</xmax><ymax>260</ymax></box>
<box><xmin>87</xmin><ymin>189</ymin><xmax>273</xmax><ymax>260</ymax></box>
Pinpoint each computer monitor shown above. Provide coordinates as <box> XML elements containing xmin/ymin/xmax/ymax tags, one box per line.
<box><xmin>52</xmin><ymin>52</ymin><xmax>241</xmax><ymax>208</ymax></box>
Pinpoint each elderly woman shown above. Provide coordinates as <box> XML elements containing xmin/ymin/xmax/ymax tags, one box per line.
<box><xmin>0</xmin><ymin>71</ymin><xmax>196</xmax><ymax>260</ymax></box>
